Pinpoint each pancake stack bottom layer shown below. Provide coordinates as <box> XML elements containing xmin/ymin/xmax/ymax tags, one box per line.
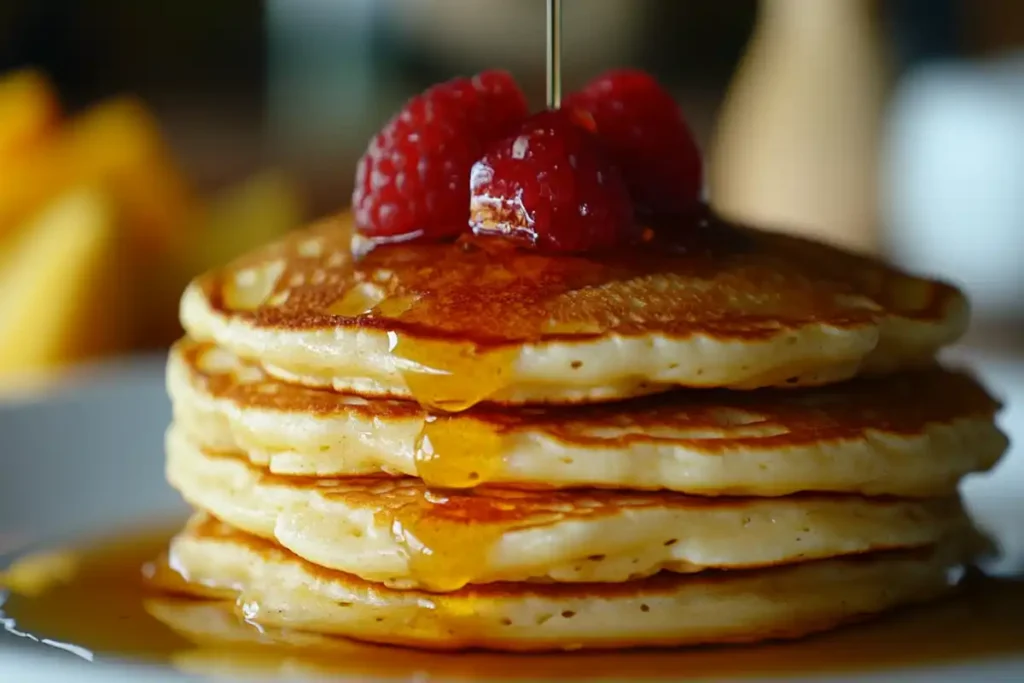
<box><xmin>152</xmin><ymin>216</ymin><xmax>1009</xmax><ymax>652</ymax></box>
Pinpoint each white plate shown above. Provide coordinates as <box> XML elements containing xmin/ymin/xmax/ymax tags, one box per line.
<box><xmin>0</xmin><ymin>350</ymin><xmax>1022</xmax><ymax>682</ymax></box>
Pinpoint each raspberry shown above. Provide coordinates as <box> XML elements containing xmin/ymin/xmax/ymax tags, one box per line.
<box><xmin>353</xmin><ymin>71</ymin><xmax>528</xmax><ymax>242</ymax></box>
<box><xmin>564</xmin><ymin>69</ymin><xmax>702</xmax><ymax>218</ymax></box>
<box><xmin>469</xmin><ymin>109</ymin><xmax>637</xmax><ymax>253</ymax></box>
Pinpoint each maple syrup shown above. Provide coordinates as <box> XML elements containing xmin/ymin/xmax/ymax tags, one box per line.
<box><xmin>414</xmin><ymin>414</ymin><xmax>507</xmax><ymax>488</ymax></box>
<box><xmin>377</xmin><ymin>486</ymin><xmax>515</xmax><ymax>591</ymax></box>
<box><xmin>391</xmin><ymin>335</ymin><xmax>519</xmax><ymax>413</ymax></box>
<box><xmin>1</xmin><ymin>522</ymin><xmax>1023</xmax><ymax>679</ymax></box>
<box><xmin>387</xmin><ymin>509</ymin><xmax>499</xmax><ymax>593</ymax></box>
<box><xmin>325</xmin><ymin>281</ymin><xmax>389</xmax><ymax>317</ymax></box>
<box><xmin>0</xmin><ymin>523</ymin><xmax>190</xmax><ymax>665</ymax></box>
<box><xmin>249</xmin><ymin>459</ymin><xmax>511</xmax><ymax>591</ymax></box>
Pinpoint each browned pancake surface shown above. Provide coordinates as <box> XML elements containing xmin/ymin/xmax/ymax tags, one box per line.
<box><xmin>193</xmin><ymin>211</ymin><xmax>960</xmax><ymax>347</ymax></box>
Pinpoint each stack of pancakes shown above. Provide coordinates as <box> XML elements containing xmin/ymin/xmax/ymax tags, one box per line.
<box><xmin>155</xmin><ymin>213</ymin><xmax>1008</xmax><ymax>651</ymax></box>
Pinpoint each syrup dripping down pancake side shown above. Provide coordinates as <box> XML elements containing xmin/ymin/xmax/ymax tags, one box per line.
<box><xmin>167</xmin><ymin>338</ymin><xmax>1007</xmax><ymax>496</ymax></box>
<box><xmin>164</xmin><ymin>425</ymin><xmax>976</xmax><ymax>592</ymax></box>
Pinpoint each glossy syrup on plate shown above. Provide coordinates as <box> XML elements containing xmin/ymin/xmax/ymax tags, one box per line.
<box><xmin>2</xmin><ymin>523</ymin><xmax>1023</xmax><ymax>680</ymax></box>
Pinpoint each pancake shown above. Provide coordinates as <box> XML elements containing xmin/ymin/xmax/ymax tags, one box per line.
<box><xmin>143</xmin><ymin>580</ymin><xmax>1024</xmax><ymax>681</ymax></box>
<box><xmin>179</xmin><ymin>210</ymin><xmax>967</xmax><ymax>410</ymax></box>
<box><xmin>166</xmin><ymin>426</ymin><xmax>970</xmax><ymax>591</ymax></box>
<box><xmin>168</xmin><ymin>339</ymin><xmax>1006</xmax><ymax>496</ymax></box>
<box><xmin>153</xmin><ymin>514</ymin><xmax>975</xmax><ymax>652</ymax></box>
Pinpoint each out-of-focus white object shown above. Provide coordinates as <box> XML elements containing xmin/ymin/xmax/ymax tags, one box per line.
<box><xmin>709</xmin><ymin>0</ymin><xmax>887</xmax><ymax>254</ymax></box>
<box><xmin>266</xmin><ymin>0</ymin><xmax>377</xmax><ymax>155</ymax></box>
<box><xmin>883</xmin><ymin>54</ymin><xmax>1024</xmax><ymax>319</ymax></box>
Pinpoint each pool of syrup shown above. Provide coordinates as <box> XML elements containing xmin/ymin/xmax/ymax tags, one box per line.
<box><xmin>1</xmin><ymin>522</ymin><xmax>1023</xmax><ymax>680</ymax></box>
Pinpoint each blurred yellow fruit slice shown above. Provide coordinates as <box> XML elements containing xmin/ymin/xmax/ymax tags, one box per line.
<box><xmin>0</xmin><ymin>133</ymin><xmax>68</xmax><ymax>241</ymax></box>
<box><xmin>138</xmin><ymin>170</ymin><xmax>305</xmax><ymax>349</ymax></box>
<box><xmin>64</xmin><ymin>97</ymin><xmax>196</xmax><ymax>256</ymax></box>
<box><xmin>0</xmin><ymin>69</ymin><xmax>60</xmax><ymax>156</ymax></box>
<box><xmin>0</xmin><ymin>188</ymin><xmax>131</xmax><ymax>384</ymax></box>
<box><xmin>187</xmin><ymin>169</ymin><xmax>304</xmax><ymax>272</ymax></box>
<box><xmin>0</xmin><ymin>95</ymin><xmax>195</xmax><ymax>254</ymax></box>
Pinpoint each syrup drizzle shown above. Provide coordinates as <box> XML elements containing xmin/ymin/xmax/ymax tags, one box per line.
<box><xmin>375</xmin><ymin>487</ymin><xmax>517</xmax><ymax>592</ymax></box>
<box><xmin>388</xmin><ymin>504</ymin><xmax>506</xmax><ymax>593</ymax></box>
<box><xmin>252</xmin><ymin>463</ymin><xmax>516</xmax><ymax>591</ymax></box>
<box><xmin>414</xmin><ymin>414</ymin><xmax>506</xmax><ymax>488</ymax></box>
<box><xmin>391</xmin><ymin>336</ymin><xmax>518</xmax><ymax>413</ymax></box>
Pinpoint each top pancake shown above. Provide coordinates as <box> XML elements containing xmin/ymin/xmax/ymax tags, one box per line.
<box><xmin>180</xmin><ymin>210</ymin><xmax>968</xmax><ymax>410</ymax></box>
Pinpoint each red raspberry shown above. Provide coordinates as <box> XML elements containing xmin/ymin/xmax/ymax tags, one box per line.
<box><xmin>564</xmin><ymin>69</ymin><xmax>702</xmax><ymax>218</ymax></box>
<box><xmin>469</xmin><ymin>109</ymin><xmax>637</xmax><ymax>253</ymax></box>
<box><xmin>353</xmin><ymin>71</ymin><xmax>528</xmax><ymax>242</ymax></box>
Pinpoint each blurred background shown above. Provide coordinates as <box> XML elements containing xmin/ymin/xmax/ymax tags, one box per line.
<box><xmin>0</xmin><ymin>0</ymin><xmax>1020</xmax><ymax>392</ymax></box>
